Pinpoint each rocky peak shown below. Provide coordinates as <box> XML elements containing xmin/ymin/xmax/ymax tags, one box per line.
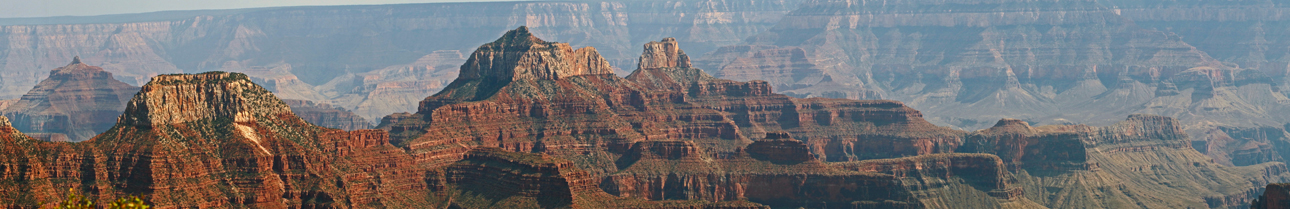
<box><xmin>1</xmin><ymin>58</ymin><xmax>138</xmax><ymax>141</ymax></box>
<box><xmin>118</xmin><ymin>72</ymin><xmax>292</xmax><ymax>127</ymax></box>
<box><xmin>48</xmin><ymin>56</ymin><xmax>111</xmax><ymax>80</ymax></box>
<box><xmin>456</xmin><ymin>26</ymin><xmax>614</xmax><ymax>81</ymax></box>
<box><xmin>638</xmin><ymin>37</ymin><xmax>691</xmax><ymax>69</ymax></box>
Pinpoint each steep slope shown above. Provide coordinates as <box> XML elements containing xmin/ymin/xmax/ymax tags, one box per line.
<box><xmin>0</xmin><ymin>0</ymin><xmax>804</xmax><ymax>122</ymax></box>
<box><xmin>1</xmin><ymin>57</ymin><xmax>139</xmax><ymax>142</ymax></box>
<box><xmin>960</xmin><ymin>116</ymin><xmax>1290</xmax><ymax>208</ymax></box>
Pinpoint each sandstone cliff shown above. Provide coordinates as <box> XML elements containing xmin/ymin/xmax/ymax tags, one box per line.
<box><xmin>1</xmin><ymin>57</ymin><xmax>139</xmax><ymax>142</ymax></box>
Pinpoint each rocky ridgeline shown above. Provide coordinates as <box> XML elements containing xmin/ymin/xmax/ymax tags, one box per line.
<box><xmin>2</xmin><ymin>57</ymin><xmax>139</xmax><ymax>141</ymax></box>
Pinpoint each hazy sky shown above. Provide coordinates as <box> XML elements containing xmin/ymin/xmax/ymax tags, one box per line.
<box><xmin>0</xmin><ymin>0</ymin><xmax>516</xmax><ymax>18</ymax></box>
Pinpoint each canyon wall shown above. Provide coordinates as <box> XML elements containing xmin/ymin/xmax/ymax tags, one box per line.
<box><xmin>695</xmin><ymin>0</ymin><xmax>1290</xmax><ymax>168</ymax></box>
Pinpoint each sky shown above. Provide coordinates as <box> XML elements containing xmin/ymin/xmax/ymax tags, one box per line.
<box><xmin>0</xmin><ymin>0</ymin><xmax>516</xmax><ymax>18</ymax></box>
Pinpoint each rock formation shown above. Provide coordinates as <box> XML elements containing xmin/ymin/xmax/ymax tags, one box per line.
<box><xmin>7</xmin><ymin>26</ymin><xmax>1287</xmax><ymax>208</ymax></box>
<box><xmin>0</xmin><ymin>0</ymin><xmax>804</xmax><ymax>122</ymax></box>
<box><xmin>0</xmin><ymin>71</ymin><xmax>444</xmax><ymax>207</ymax></box>
<box><xmin>694</xmin><ymin>0</ymin><xmax>1290</xmax><ymax>170</ymax></box>
<box><xmin>382</xmin><ymin>27</ymin><xmax>1014</xmax><ymax>207</ymax></box>
<box><xmin>2</xmin><ymin>57</ymin><xmax>139</xmax><ymax>142</ymax></box>
<box><xmin>283</xmin><ymin>99</ymin><xmax>372</xmax><ymax>130</ymax></box>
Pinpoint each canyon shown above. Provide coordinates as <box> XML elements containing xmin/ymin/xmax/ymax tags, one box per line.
<box><xmin>694</xmin><ymin>0</ymin><xmax>1290</xmax><ymax>170</ymax></box>
<box><xmin>1</xmin><ymin>1</ymin><xmax>1289</xmax><ymax>207</ymax></box>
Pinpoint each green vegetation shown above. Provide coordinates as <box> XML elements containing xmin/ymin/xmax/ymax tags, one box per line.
<box><xmin>39</xmin><ymin>189</ymin><xmax>150</xmax><ymax>209</ymax></box>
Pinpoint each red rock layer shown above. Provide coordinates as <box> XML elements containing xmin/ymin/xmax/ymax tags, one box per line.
<box><xmin>2</xmin><ymin>57</ymin><xmax>139</xmax><ymax>142</ymax></box>
<box><xmin>601</xmin><ymin>140</ymin><xmax>922</xmax><ymax>208</ymax></box>
<box><xmin>836</xmin><ymin>153</ymin><xmax>1023</xmax><ymax>200</ymax></box>
<box><xmin>386</xmin><ymin>28</ymin><xmax>966</xmax><ymax>176</ymax></box>
<box><xmin>0</xmin><ymin>72</ymin><xmax>442</xmax><ymax>208</ymax></box>
<box><xmin>283</xmin><ymin>99</ymin><xmax>373</xmax><ymax>130</ymax></box>
<box><xmin>373</xmin><ymin>29</ymin><xmax>984</xmax><ymax>207</ymax></box>
<box><xmin>0</xmin><ymin>116</ymin><xmax>111</xmax><ymax>208</ymax></box>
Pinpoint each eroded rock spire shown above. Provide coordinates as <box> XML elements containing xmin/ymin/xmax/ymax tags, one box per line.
<box><xmin>638</xmin><ymin>37</ymin><xmax>690</xmax><ymax>69</ymax></box>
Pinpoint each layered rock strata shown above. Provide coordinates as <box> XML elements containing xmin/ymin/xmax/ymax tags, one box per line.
<box><xmin>1</xmin><ymin>57</ymin><xmax>139</xmax><ymax>142</ymax></box>
<box><xmin>385</xmin><ymin>28</ymin><xmax>967</xmax><ymax>174</ymax></box>
<box><xmin>696</xmin><ymin>0</ymin><xmax>1290</xmax><ymax>170</ymax></box>
<box><xmin>0</xmin><ymin>72</ymin><xmax>442</xmax><ymax>208</ymax></box>
<box><xmin>383</xmin><ymin>28</ymin><xmax>1011</xmax><ymax>208</ymax></box>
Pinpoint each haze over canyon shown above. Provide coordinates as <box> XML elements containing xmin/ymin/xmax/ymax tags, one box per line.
<box><xmin>3</xmin><ymin>0</ymin><xmax>1290</xmax><ymax>208</ymax></box>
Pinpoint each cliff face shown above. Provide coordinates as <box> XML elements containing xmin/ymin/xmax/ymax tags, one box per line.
<box><xmin>1254</xmin><ymin>183</ymin><xmax>1290</xmax><ymax>209</ymax></box>
<box><xmin>1</xmin><ymin>57</ymin><xmax>139</xmax><ymax>142</ymax></box>
<box><xmin>93</xmin><ymin>71</ymin><xmax>441</xmax><ymax>207</ymax></box>
<box><xmin>0</xmin><ymin>0</ymin><xmax>803</xmax><ymax>123</ymax></box>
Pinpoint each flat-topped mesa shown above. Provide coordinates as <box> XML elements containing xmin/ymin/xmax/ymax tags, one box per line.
<box><xmin>979</xmin><ymin>118</ymin><xmax>1036</xmax><ymax>135</ymax></box>
<box><xmin>638</xmin><ymin>37</ymin><xmax>691</xmax><ymax>69</ymax></box>
<box><xmin>1094</xmin><ymin>114</ymin><xmax>1191</xmax><ymax>145</ymax></box>
<box><xmin>456</xmin><ymin>26</ymin><xmax>614</xmax><ymax>81</ymax></box>
<box><xmin>117</xmin><ymin>72</ymin><xmax>293</xmax><ymax>127</ymax></box>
